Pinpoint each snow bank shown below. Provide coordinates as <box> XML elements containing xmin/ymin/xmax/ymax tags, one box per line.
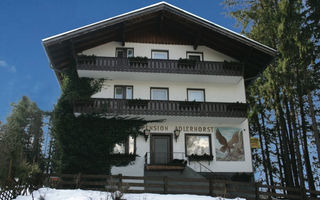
<box><xmin>15</xmin><ymin>188</ymin><xmax>246</xmax><ymax>200</ymax></box>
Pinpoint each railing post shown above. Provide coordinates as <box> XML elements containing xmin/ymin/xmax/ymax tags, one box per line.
<box><xmin>163</xmin><ymin>176</ymin><xmax>168</xmax><ymax>194</ymax></box>
<box><xmin>75</xmin><ymin>173</ymin><xmax>82</xmax><ymax>188</ymax></box>
<box><xmin>209</xmin><ymin>179</ymin><xmax>213</xmax><ymax>196</ymax></box>
<box><xmin>254</xmin><ymin>182</ymin><xmax>259</xmax><ymax>200</ymax></box>
<box><xmin>300</xmin><ymin>186</ymin><xmax>306</xmax><ymax>200</ymax></box>
<box><xmin>118</xmin><ymin>173</ymin><xmax>123</xmax><ymax>190</ymax></box>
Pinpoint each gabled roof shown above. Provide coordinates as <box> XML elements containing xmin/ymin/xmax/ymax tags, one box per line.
<box><xmin>42</xmin><ymin>1</ymin><xmax>276</xmax><ymax>79</ymax></box>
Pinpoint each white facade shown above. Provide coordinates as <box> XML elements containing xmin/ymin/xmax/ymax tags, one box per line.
<box><xmin>111</xmin><ymin>121</ymin><xmax>252</xmax><ymax>176</ymax></box>
<box><xmin>82</xmin><ymin>41</ymin><xmax>237</xmax><ymax>62</ymax></box>
<box><xmin>77</xmin><ymin>41</ymin><xmax>253</xmax><ymax>176</ymax></box>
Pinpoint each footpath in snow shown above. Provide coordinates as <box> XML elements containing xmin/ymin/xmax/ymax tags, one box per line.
<box><xmin>15</xmin><ymin>188</ymin><xmax>246</xmax><ymax>200</ymax></box>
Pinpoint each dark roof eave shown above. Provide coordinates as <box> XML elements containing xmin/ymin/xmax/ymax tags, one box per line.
<box><xmin>42</xmin><ymin>2</ymin><xmax>277</xmax><ymax>57</ymax></box>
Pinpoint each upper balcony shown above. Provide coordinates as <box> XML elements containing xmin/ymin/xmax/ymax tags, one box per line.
<box><xmin>73</xmin><ymin>98</ymin><xmax>247</xmax><ymax>123</ymax></box>
<box><xmin>76</xmin><ymin>56</ymin><xmax>244</xmax><ymax>84</ymax></box>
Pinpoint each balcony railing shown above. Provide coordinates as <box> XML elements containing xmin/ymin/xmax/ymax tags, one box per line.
<box><xmin>73</xmin><ymin>98</ymin><xmax>247</xmax><ymax>118</ymax></box>
<box><xmin>76</xmin><ymin>56</ymin><xmax>243</xmax><ymax>76</ymax></box>
<box><xmin>144</xmin><ymin>152</ymin><xmax>187</xmax><ymax>171</ymax></box>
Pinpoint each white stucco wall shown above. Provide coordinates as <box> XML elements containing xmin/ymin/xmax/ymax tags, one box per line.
<box><xmin>81</xmin><ymin>41</ymin><xmax>237</xmax><ymax>62</ymax></box>
<box><xmin>92</xmin><ymin>79</ymin><xmax>246</xmax><ymax>103</ymax></box>
<box><xmin>81</xmin><ymin>41</ymin><xmax>251</xmax><ymax>176</ymax></box>
<box><xmin>111</xmin><ymin>119</ymin><xmax>252</xmax><ymax>176</ymax></box>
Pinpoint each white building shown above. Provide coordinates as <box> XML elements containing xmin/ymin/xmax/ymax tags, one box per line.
<box><xmin>43</xmin><ymin>2</ymin><xmax>276</xmax><ymax>183</ymax></box>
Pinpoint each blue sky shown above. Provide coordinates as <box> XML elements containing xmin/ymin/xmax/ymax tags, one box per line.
<box><xmin>0</xmin><ymin>0</ymin><xmax>241</xmax><ymax>122</ymax></box>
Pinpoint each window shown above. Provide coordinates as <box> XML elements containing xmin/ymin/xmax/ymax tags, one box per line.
<box><xmin>186</xmin><ymin>52</ymin><xmax>203</xmax><ymax>61</ymax></box>
<box><xmin>151</xmin><ymin>50</ymin><xmax>168</xmax><ymax>60</ymax></box>
<box><xmin>187</xmin><ymin>89</ymin><xmax>205</xmax><ymax>102</ymax></box>
<box><xmin>113</xmin><ymin>136</ymin><xmax>136</xmax><ymax>154</ymax></box>
<box><xmin>116</xmin><ymin>48</ymin><xmax>134</xmax><ymax>58</ymax></box>
<box><xmin>185</xmin><ymin>134</ymin><xmax>212</xmax><ymax>156</ymax></box>
<box><xmin>114</xmin><ymin>86</ymin><xmax>133</xmax><ymax>99</ymax></box>
<box><xmin>151</xmin><ymin>88</ymin><xmax>168</xmax><ymax>100</ymax></box>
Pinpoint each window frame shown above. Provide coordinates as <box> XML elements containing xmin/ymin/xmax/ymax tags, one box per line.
<box><xmin>114</xmin><ymin>85</ymin><xmax>134</xmax><ymax>99</ymax></box>
<box><xmin>187</xmin><ymin>88</ymin><xmax>205</xmax><ymax>102</ymax></box>
<box><xmin>115</xmin><ymin>47</ymin><xmax>134</xmax><ymax>58</ymax></box>
<box><xmin>150</xmin><ymin>87</ymin><xmax>169</xmax><ymax>101</ymax></box>
<box><xmin>184</xmin><ymin>133</ymin><xmax>212</xmax><ymax>157</ymax></box>
<box><xmin>112</xmin><ymin>135</ymin><xmax>137</xmax><ymax>155</ymax></box>
<box><xmin>186</xmin><ymin>51</ymin><xmax>203</xmax><ymax>61</ymax></box>
<box><xmin>151</xmin><ymin>50</ymin><xmax>169</xmax><ymax>60</ymax></box>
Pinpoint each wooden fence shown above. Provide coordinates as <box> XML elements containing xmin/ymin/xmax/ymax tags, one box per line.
<box><xmin>52</xmin><ymin>174</ymin><xmax>320</xmax><ymax>200</ymax></box>
<box><xmin>0</xmin><ymin>181</ymin><xmax>30</xmax><ymax>200</ymax></box>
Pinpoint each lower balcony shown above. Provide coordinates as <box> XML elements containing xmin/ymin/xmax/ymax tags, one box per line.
<box><xmin>73</xmin><ymin>98</ymin><xmax>247</xmax><ymax>120</ymax></box>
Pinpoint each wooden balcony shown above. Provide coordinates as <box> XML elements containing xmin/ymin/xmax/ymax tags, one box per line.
<box><xmin>76</xmin><ymin>56</ymin><xmax>243</xmax><ymax>76</ymax></box>
<box><xmin>73</xmin><ymin>98</ymin><xmax>247</xmax><ymax>118</ymax></box>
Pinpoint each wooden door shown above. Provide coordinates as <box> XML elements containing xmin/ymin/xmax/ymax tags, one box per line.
<box><xmin>151</xmin><ymin>135</ymin><xmax>172</xmax><ymax>165</ymax></box>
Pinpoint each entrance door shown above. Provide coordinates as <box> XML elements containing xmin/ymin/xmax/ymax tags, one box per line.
<box><xmin>151</xmin><ymin>135</ymin><xmax>172</xmax><ymax>165</ymax></box>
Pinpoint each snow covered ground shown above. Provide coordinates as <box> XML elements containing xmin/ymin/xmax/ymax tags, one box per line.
<box><xmin>15</xmin><ymin>188</ymin><xmax>246</xmax><ymax>200</ymax></box>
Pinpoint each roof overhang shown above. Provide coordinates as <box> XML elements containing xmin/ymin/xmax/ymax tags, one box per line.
<box><xmin>42</xmin><ymin>1</ymin><xmax>277</xmax><ymax>81</ymax></box>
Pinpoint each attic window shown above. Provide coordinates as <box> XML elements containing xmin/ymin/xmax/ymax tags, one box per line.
<box><xmin>116</xmin><ymin>48</ymin><xmax>134</xmax><ymax>58</ymax></box>
<box><xmin>187</xmin><ymin>52</ymin><xmax>203</xmax><ymax>61</ymax></box>
<box><xmin>152</xmin><ymin>50</ymin><xmax>168</xmax><ymax>60</ymax></box>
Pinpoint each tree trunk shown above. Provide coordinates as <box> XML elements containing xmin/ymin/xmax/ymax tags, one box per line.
<box><xmin>296</xmin><ymin>67</ymin><xmax>316</xmax><ymax>192</ymax></box>
<box><xmin>289</xmin><ymin>98</ymin><xmax>306</xmax><ymax>195</ymax></box>
<box><xmin>307</xmin><ymin>92</ymin><xmax>320</xmax><ymax>162</ymax></box>
<box><xmin>274</xmin><ymin>91</ymin><xmax>294</xmax><ymax>187</ymax></box>
<box><xmin>283</xmin><ymin>95</ymin><xmax>299</xmax><ymax>187</ymax></box>
<box><xmin>258</xmin><ymin>100</ymin><xmax>274</xmax><ymax>187</ymax></box>
<box><xmin>275</xmin><ymin>121</ymin><xmax>285</xmax><ymax>186</ymax></box>
<box><xmin>254</xmin><ymin>114</ymin><xmax>270</xmax><ymax>185</ymax></box>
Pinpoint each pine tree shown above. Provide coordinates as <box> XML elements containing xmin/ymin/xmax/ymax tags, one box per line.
<box><xmin>0</xmin><ymin>96</ymin><xmax>45</xmax><ymax>184</ymax></box>
<box><xmin>223</xmin><ymin>0</ymin><xmax>319</xmax><ymax>189</ymax></box>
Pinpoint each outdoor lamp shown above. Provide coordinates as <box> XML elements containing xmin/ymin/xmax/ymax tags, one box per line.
<box><xmin>174</xmin><ymin>128</ymin><xmax>180</xmax><ymax>142</ymax></box>
<box><xmin>144</xmin><ymin>129</ymin><xmax>150</xmax><ymax>141</ymax></box>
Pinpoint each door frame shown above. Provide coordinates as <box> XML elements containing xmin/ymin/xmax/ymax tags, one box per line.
<box><xmin>150</xmin><ymin>133</ymin><xmax>173</xmax><ymax>165</ymax></box>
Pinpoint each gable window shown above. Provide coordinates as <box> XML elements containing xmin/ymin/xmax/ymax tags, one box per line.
<box><xmin>113</xmin><ymin>136</ymin><xmax>136</xmax><ymax>154</ymax></box>
<box><xmin>150</xmin><ymin>88</ymin><xmax>168</xmax><ymax>100</ymax></box>
<box><xmin>116</xmin><ymin>48</ymin><xmax>134</xmax><ymax>58</ymax></box>
<box><xmin>187</xmin><ymin>52</ymin><xmax>203</xmax><ymax>61</ymax></box>
<box><xmin>114</xmin><ymin>86</ymin><xmax>133</xmax><ymax>99</ymax></box>
<box><xmin>151</xmin><ymin>50</ymin><xmax>168</xmax><ymax>60</ymax></box>
<box><xmin>185</xmin><ymin>134</ymin><xmax>212</xmax><ymax>156</ymax></box>
<box><xmin>187</xmin><ymin>89</ymin><xmax>205</xmax><ymax>102</ymax></box>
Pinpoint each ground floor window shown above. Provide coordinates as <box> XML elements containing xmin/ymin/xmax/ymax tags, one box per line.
<box><xmin>112</xmin><ymin>136</ymin><xmax>136</xmax><ymax>154</ymax></box>
<box><xmin>185</xmin><ymin>134</ymin><xmax>212</xmax><ymax>156</ymax></box>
